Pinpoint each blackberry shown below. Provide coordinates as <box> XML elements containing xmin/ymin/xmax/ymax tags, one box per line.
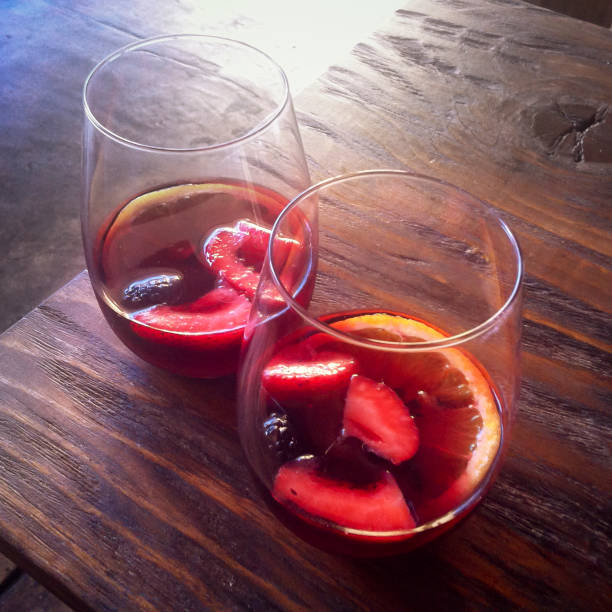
<box><xmin>263</xmin><ymin>412</ymin><xmax>301</xmax><ymax>462</ymax></box>
<box><xmin>121</xmin><ymin>272</ymin><xmax>183</xmax><ymax>309</ymax></box>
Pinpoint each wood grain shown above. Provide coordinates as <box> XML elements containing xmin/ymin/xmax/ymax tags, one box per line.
<box><xmin>0</xmin><ymin>574</ymin><xmax>72</xmax><ymax>612</ymax></box>
<box><xmin>0</xmin><ymin>554</ymin><xmax>15</xmax><ymax>585</ymax></box>
<box><xmin>525</xmin><ymin>0</ymin><xmax>612</xmax><ymax>28</ymax></box>
<box><xmin>0</xmin><ymin>0</ymin><xmax>611</xmax><ymax>610</ymax></box>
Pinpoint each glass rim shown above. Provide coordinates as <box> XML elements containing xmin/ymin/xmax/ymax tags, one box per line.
<box><xmin>268</xmin><ymin>169</ymin><xmax>524</xmax><ymax>352</ymax></box>
<box><xmin>82</xmin><ymin>34</ymin><xmax>290</xmax><ymax>153</ymax></box>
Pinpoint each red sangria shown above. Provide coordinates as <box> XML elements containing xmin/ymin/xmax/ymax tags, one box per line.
<box><xmin>237</xmin><ymin>171</ymin><xmax>523</xmax><ymax>556</ymax></box>
<box><xmin>82</xmin><ymin>36</ymin><xmax>311</xmax><ymax>376</ymax></box>
<box><xmin>94</xmin><ymin>181</ymin><xmax>304</xmax><ymax>377</ymax></box>
<box><xmin>260</xmin><ymin>311</ymin><xmax>502</xmax><ymax>553</ymax></box>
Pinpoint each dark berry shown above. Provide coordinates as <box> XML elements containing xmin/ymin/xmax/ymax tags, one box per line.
<box><xmin>320</xmin><ymin>437</ymin><xmax>384</xmax><ymax>487</ymax></box>
<box><xmin>121</xmin><ymin>272</ymin><xmax>183</xmax><ymax>309</ymax></box>
<box><xmin>140</xmin><ymin>241</ymin><xmax>216</xmax><ymax>303</ymax></box>
<box><xmin>263</xmin><ymin>412</ymin><xmax>301</xmax><ymax>462</ymax></box>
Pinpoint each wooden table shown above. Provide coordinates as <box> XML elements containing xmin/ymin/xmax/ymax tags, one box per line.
<box><xmin>1</xmin><ymin>1</ymin><xmax>611</xmax><ymax>610</ymax></box>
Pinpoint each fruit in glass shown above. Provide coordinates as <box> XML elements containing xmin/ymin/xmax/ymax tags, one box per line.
<box><xmin>238</xmin><ymin>170</ymin><xmax>523</xmax><ymax>556</ymax></box>
<box><xmin>82</xmin><ymin>35</ymin><xmax>310</xmax><ymax>376</ymax></box>
<box><xmin>95</xmin><ymin>181</ymin><xmax>297</xmax><ymax>376</ymax></box>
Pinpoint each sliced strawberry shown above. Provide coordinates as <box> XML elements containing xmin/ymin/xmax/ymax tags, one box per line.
<box><xmin>237</xmin><ymin>220</ymin><xmax>296</xmax><ymax>264</ymax></box>
<box><xmin>234</xmin><ymin>220</ymin><xmax>269</xmax><ymax>263</ymax></box>
<box><xmin>344</xmin><ymin>375</ymin><xmax>419</xmax><ymax>465</ymax></box>
<box><xmin>262</xmin><ymin>343</ymin><xmax>357</xmax><ymax>452</ymax></box>
<box><xmin>204</xmin><ymin>225</ymin><xmax>260</xmax><ymax>298</ymax></box>
<box><xmin>131</xmin><ymin>283</ymin><xmax>251</xmax><ymax>348</ymax></box>
<box><xmin>273</xmin><ymin>458</ymin><xmax>415</xmax><ymax>532</ymax></box>
<box><xmin>262</xmin><ymin>342</ymin><xmax>358</xmax><ymax>404</ymax></box>
<box><xmin>204</xmin><ymin>219</ymin><xmax>296</xmax><ymax>300</ymax></box>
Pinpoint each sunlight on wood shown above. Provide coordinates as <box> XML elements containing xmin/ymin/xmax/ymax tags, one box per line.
<box><xmin>191</xmin><ymin>0</ymin><xmax>401</xmax><ymax>93</ymax></box>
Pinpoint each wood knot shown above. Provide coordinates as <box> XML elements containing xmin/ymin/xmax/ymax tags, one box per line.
<box><xmin>532</xmin><ymin>102</ymin><xmax>611</xmax><ymax>163</ymax></box>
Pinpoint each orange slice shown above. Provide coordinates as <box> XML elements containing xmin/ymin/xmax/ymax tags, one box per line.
<box><xmin>108</xmin><ymin>182</ymin><xmax>284</xmax><ymax>234</ymax></box>
<box><xmin>100</xmin><ymin>182</ymin><xmax>286</xmax><ymax>281</ymax></box>
<box><xmin>330</xmin><ymin>313</ymin><xmax>501</xmax><ymax>517</ymax></box>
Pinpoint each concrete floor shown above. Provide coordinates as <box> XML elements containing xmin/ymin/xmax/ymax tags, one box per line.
<box><xmin>0</xmin><ymin>0</ymin><xmax>399</xmax><ymax>334</ymax></box>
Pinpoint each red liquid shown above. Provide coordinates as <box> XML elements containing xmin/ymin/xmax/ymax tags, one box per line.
<box><xmin>258</xmin><ymin>310</ymin><xmax>503</xmax><ymax>555</ymax></box>
<box><xmin>94</xmin><ymin>181</ymin><xmax>291</xmax><ymax>377</ymax></box>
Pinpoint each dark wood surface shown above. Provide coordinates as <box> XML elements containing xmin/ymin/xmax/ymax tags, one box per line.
<box><xmin>0</xmin><ymin>573</ymin><xmax>72</xmax><ymax>612</ymax></box>
<box><xmin>1</xmin><ymin>0</ymin><xmax>611</xmax><ymax>610</ymax></box>
<box><xmin>526</xmin><ymin>0</ymin><xmax>612</xmax><ymax>27</ymax></box>
<box><xmin>0</xmin><ymin>552</ymin><xmax>69</xmax><ymax>612</ymax></box>
<box><xmin>0</xmin><ymin>555</ymin><xmax>15</xmax><ymax>585</ymax></box>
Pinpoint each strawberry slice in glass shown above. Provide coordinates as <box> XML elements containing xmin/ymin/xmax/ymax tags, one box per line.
<box><xmin>273</xmin><ymin>458</ymin><xmax>416</xmax><ymax>533</ymax></box>
<box><xmin>343</xmin><ymin>375</ymin><xmax>419</xmax><ymax>465</ymax></box>
<box><xmin>131</xmin><ymin>282</ymin><xmax>251</xmax><ymax>349</ymax></box>
<box><xmin>204</xmin><ymin>219</ymin><xmax>297</xmax><ymax>300</ymax></box>
<box><xmin>262</xmin><ymin>340</ymin><xmax>358</xmax><ymax>452</ymax></box>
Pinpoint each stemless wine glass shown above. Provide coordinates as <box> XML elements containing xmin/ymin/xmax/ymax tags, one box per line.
<box><xmin>82</xmin><ymin>35</ymin><xmax>310</xmax><ymax>377</ymax></box>
<box><xmin>238</xmin><ymin>170</ymin><xmax>523</xmax><ymax>556</ymax></box>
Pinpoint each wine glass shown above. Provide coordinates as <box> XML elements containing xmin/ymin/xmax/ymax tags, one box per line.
<box><xmin>238</xmin><ymin>170</ymin><xmax>523</xmax><ymax>556</ymax></box>
<box><xmin>82</xmin><ymin>35</ymin><xmax>310</xmax><ymax>377</ymax></box>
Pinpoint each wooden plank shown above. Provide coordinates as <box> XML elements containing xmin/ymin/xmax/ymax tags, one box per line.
<box><xmin>298</xmin><ymin>1</ymin><xmax>612</xmax><ymax>311</ymax></box>
<box><xmin>0</xmin><ymin>554</ymin><xmax>16</xmax><ymax>585</ymax></box>
<box><xmin>0</xmin><ymin>0</ymin><xmax>610</xmax><ymax>610</ymax></box>
<box><xmin>525</xmin><ymin>0</ymin><xmax>612</xmax><ymax>28</ymax></box>
<box><xmin>0</xmin><ymin>574</ymin><xmax>72</xmax><ymax>612</ymax></box>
